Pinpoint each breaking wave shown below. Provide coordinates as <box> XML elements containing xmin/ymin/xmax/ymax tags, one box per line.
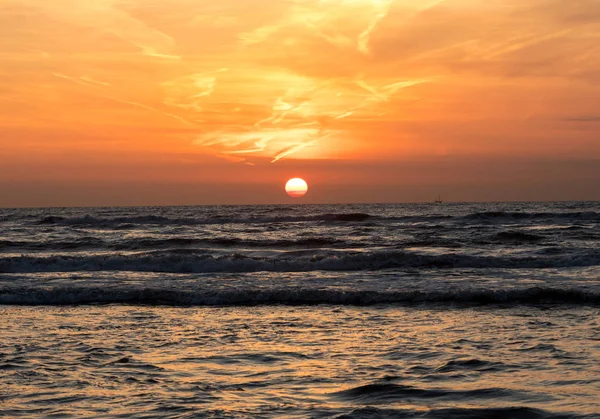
<box><xmin>1</xmin><ymin>249</ymin><xmax>599</xmax><ymax>273</ymax></box>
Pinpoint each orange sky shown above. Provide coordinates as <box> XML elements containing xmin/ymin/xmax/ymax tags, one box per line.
<box><xmin>1</xmin><ymin>0</ymin><xmax>599</xmax><ymax>206</ymax></box>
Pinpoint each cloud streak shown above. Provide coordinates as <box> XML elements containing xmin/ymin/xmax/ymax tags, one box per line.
<box><xmin>357</xmin><ymin>0</ymin><xmax>393</xmax><ymax>54</ymax></box>
<box><xmin>20</xmin><ymin>0</ymin><xmax>180</xmax><ymax>59</ymax></box>
<box><xmin>271</xmin><ymin>139</ymin><xmax>319</xmax><ymax>163</ymax></box>
<box><xmin>51</xmin><ymin>72</ymin><xmax>196</xmax><ymax>126</ymax></box>
<box><xmin>52</xmin><ymin>73</ymin><xmax>112</xmax><ymax>88</ymax></box>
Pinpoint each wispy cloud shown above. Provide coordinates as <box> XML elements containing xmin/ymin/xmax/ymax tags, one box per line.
<box><xmin>356</xmin><ymin>79</ymin><xmax>428</xmax><ymax>102</ymax></box>
<box><xmin>163</xmin><ymin>70</ymin><xmax>227</xmax><ymax>113</ymax></box>
<box><xmin>271</xmin><ymin>139</ymin><xmax>319</xmax><ymax>163</ymax></box>
<box><xmin>187</xmin><ymin>68</ymin><xmax>428</xmax><ymax>162</ymax></box>
<box><xmin>239</xmin><ymin>0</ymin><xmax>397</xmax><ymax>55</ymax></box>
<box><xmin>52</xmin><ymin>72</ymin><xmax>196</xmax><ymax>126</ymax></box>
<box><xmin>195</xmin><ymin>125</ymin><xmax>332</xmax><ymax>163</ymax></box>
<box><xmin>481</xmin><ymin>29</ymin><xmax>574</xmax><ymax>60</ymax></box>
<box><xmin>357</xmin><ymin>0</ymin><xmax>393</xmax><ymax>54</ymax></box>
<box><xmin>110</xmin><ymin>98</ymin><xmax>197</xmax><ymax>126</ymax></box>
<box><xmin>239</xmin><ymin>24</ymin><xmax>283</xmax><ymax>46</ymax></box>
<box><xmin>52</xmin><ymin>73</ymin><xmax>112</xmax><ymax>88</ymax></box>
<box><xmin>141</xmin><ymin>47</ymin><xmax>181</xmax><ymax>60</ymax></box>
<box><xmin>79</xmin><ymin>76</ymin><xmax>112</xmax><ymax>87</ymax></box>
<box><xmin>22</xmin><ymin>0</ymin><xmax>180</xmax><ymax>59</ymax></box>
<box><xmin>256</xmin><ymin>93</ymin><xmax>312</xmax><ymax>127</ymax></box>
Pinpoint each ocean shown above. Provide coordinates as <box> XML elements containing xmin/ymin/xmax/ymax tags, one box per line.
<box><xmin>0</xmin><ymin>202</ymin><xmax>599</xmax><ymax>418</ymax></box>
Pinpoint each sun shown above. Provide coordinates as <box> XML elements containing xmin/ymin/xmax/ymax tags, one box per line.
<box><xmin>285</xmin><ymin>178</ymin><xmax>308</xmax><ymax>198</ymax></box>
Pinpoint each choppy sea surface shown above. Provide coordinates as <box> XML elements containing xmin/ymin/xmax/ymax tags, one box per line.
<box><xmin>1</xmin><ymin>202</ymin><xmax>599</xmax><ymax>418</ymax></box>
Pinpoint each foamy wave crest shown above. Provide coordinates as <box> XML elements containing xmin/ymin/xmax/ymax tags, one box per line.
<box><xmin>1</xmin><ymin>250</ymin><xmax>599</xmax><ymax>273</ymax></box>
<box><xmin>0</xmin><ymin>285</ymin><xmax>597</xmax><ymax>306</ymax></box>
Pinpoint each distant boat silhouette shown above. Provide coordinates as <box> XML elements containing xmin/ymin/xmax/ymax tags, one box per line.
<box><xmin>434</xmin><ymin>194</ymin><xmax>443</xmax><ymax>204</ymax></box>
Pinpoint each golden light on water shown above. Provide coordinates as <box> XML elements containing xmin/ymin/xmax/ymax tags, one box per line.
<box><xmin>285</xmin><ymin>178</ymin><xmax>308</xmax><ymax>198</ymax></box>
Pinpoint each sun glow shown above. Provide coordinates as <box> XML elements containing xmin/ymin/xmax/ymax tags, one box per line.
<box><xmin>285</xmin><ymin>178</ymin><xmax>308</xmax><ymax>198</ymax></box>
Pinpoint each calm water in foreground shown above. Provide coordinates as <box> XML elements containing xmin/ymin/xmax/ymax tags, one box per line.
<box><xmin>0</xmin><ymin>202</ymin><xmax>599</xmax><ymax>418</ymax></box>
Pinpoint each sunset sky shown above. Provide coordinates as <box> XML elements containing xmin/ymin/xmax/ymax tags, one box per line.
<box><xmin>1</xmin><ymin>0</ymin><xmax>599</xmax><ymax>206</ymax></box>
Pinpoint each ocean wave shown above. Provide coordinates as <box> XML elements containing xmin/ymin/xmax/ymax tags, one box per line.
<box><xmin>31</xmin><ymin>210</ymin><xmax>600</xmax><ymax>229</ymax></box>
<box><xmin>0</xmin><ymin>237</ymin><xmax>346</xmax><ymax>252</ymax></box>
<box><xmin>0</xmin><ymin>237</ymin><xmax>344</xmax><ymax>252</ymax></box>
<box><xmin>434</xmin><ymin>358</ymin><xmax>507</xmax><ymax>373</ymax></box>
<box><xmin>0</xmin><ymin>285</ymin><xmax>598</xmax><ymax>306</ymax></box>
<box><xmin>0</xmin><ymin>240</ymin><xmax>29</xmax><ymax>249</ymax></box>
<box><xmin>1</xmin><ymin>250</ymin><xmax>599</xmax><ymax>273</ymax></box>
<box><xmin>493</xmin><ymin>231</ymin><xmax>545</xmax><ymax>243</ymax></box>
<box><xmin>464</xmin><ymin>211</ymin><xmax>600</xmax><ymax>221</ymax></box>
<box><xmin>0</xmin><ymin>237</ymin><xmax>105</xmax><ymax>251</ymax></box>
<box><xmin>113</xmin><ymin>237</ymin><xmax>343</xmax><ymax>250</ymax></box>
<box><xmin>333</xmin><ymin>382</ymin><xmax>528</xmax><ymax>403</ymax></box>
<box><xmin>34</xmin><ymin>212</ymin><xmax>375</xmax><ymax>227</ymax></box>
<box><xmin>334</xmin><ymin>406</ymin><xmax>589</xmax><ymax>419</ymax></box>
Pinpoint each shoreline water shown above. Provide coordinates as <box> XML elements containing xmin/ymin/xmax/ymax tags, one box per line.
<box><xmin>1</xmin><ymin>304</ymin><xmax>599</xmax><ymax>418</ymax></box>
<box><xmin>1</xmin><ymin>202</ymin><xmax>598</xmax><ymax>417</ymax></box>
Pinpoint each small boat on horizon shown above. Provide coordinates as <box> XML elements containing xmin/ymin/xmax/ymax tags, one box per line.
<box><xmin>434</xmin><ymin>194</ymin><xmax>443</xmax><ymax>204</ymax></box>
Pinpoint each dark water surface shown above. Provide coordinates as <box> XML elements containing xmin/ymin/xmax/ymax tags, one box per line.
<box><xmin>1</xmin><ymin>202</ymin><xmax>599</xmax><ymax>417</ymax></box>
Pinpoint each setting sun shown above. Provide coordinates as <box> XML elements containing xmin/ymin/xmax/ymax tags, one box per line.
<box><xmin>285</xmin><ymin>178</ymin><xmax>308</xmax><ymax>198</ymax></box>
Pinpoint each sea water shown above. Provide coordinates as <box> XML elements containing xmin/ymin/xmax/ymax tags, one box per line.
<box><xmin>1</xmin><ymin>202</ymin><xmax>599</xmax><ymax>417</ymax></box>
